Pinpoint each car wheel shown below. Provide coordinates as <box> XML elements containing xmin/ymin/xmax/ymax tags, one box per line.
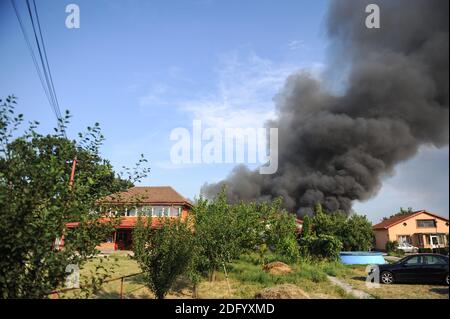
<box><xmin>381</xmin><ymin>271</ymin><xmax>394</xmax><ymax>285</ymax></box>
<box><xmin>445</xmin><ymin>274</ymin><xmax>449</xmax><ymax>286</ymax></box>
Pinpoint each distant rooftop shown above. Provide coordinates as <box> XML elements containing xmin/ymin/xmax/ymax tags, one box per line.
<box><xmin>373</xmin><ymin>210</ymin><xmax>448</xmax><ymax>230</ymax></box>
<box><xmin>101</xmin><ymin>186</ymin><xmax>192</xmax><ymax>206</ymax></box>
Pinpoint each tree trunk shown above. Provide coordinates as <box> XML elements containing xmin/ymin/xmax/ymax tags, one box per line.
<box><xmin>192</xmin><ymin>283</ymin><xmax>199</xmax><ymax>299</ymax></box>
<box><xmin>209</xmin><ymin>268</ymin><xmax>217</xmax><ymax>282</ymax></box>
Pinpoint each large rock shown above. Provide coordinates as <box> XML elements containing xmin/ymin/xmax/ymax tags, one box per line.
<box><xmin>262</xmin><ymin>261</ymin><xmax>292</xmax><ymax>275</ymax></box>
<box><xmin>255</xmin><ymin>284</ymin><xmax>310</xmax><ymax>299</ymax></box>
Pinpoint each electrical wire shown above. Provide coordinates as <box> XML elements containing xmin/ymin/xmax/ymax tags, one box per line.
<box><xmin>10</xmin><ymin>0</ymin><xmax>66</xmax><ymax>137</ymax></box>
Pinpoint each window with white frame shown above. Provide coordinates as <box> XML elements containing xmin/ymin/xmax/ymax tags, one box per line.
<box><xmin>127</xmin><ymin>207</ymin><xmax>137</xmax><ymax>217</ymax></box>
<box><xmin>170</xmin><ymin>206</ymin><xmax>182</xmax><ymax>217</ymax></box>
<box><xmin>153</xmin><ymin>206</ymin><xmax>169</xmax><ymax>217</ymax></box>
<box><xmin>141</xmin><ymin>206</ymin><xmax>153</xmax><ymax>216</ymax></box>
<box><xmin>397</xmin><ymin>235</ymin><xmax>411</xmax><ymax>244</ymax></box>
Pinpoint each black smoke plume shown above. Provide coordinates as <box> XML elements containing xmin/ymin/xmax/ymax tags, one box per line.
<box><xmin>201</xmin><ymin>0</ymin><xmax>449</xmax><ymax>216</ymax></box>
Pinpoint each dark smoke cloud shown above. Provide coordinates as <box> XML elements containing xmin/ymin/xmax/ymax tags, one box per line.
<box><xmin>201</xmin><ymin>0</ymin><xmax>449</xmax><ymax>216</ymax></box>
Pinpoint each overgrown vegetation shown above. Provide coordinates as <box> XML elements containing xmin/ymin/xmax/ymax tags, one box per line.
<box><xmin>133</xmin><ymin>216</ymin><xmax>194</xmax><ymax>299</ymax></box>
<box><xmin>0</xmin><ymin>96</ymin><xmax>149</xmax><ymax>298</ymax></box>
<box><xmin>131</xmin><ymin>188</ymin><xmax>301</xmax><ymax>298</ymax></box>
<box><xmin>298</xmin><ymin>204</ymin><xmax>374</xmax><ymax>260</ymax></box>
<box><xmin>190</xmin><ymin>190</ymin><xmax>299</xmax><ymax>281</ymax></box>
<box><xmin>382</xmin><ymin>207</ymin><xmax>414</xmax><ymax>221</ymax></box>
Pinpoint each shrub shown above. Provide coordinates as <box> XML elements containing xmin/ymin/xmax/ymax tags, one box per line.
<box><xmin>385</xmin><ymin>240</ymin><xmax>398</xmax><ymax>253</ymax></box>
<box><xmin>299</xmin><ymin>234</ymin><xmax>343</xmax><ymax>261</ymax></box>
<box><xmin>306</xmin><ymin>204</ymin><xmax>374</xmax><ymax>252</ymax></box>
<box><xmin>192</xmin><ymin>192</ymin><xmax>300</xmax><ymax>278</ymax></box>
<box><xmin>133</xmin><ymin>217</ymin><xmax>194</xmax><ymax>299</ymax></box>
<box><xmin>434</xmin><ymin>247</ymin><xmax>449</xmax><ymax>255</ymax></box>
<box><xmin>264</xmin><ymin>209</ymin><xmax>300</xmax><ymax>263</ymax></box>
<box><xmin>419</xmin><ymin>247</ymin><xmax>448</xmax><ymax>254</ymax></box>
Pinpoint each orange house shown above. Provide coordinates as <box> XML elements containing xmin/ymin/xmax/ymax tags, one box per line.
<box><xmin>66</xmin><ymin>186</ymin><xmax>192</xmax><ymax>251</ymax></box>
<box><xmin>373</xmin><ymin>210</ymin><xmax>449</xmax><ymax>251</ymax></box>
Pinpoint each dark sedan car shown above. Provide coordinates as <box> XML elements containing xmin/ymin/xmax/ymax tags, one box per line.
<box><xmin>376</xmin><ymin>254</ymin><xmax>449</xmax><ymax>285</ymax></box>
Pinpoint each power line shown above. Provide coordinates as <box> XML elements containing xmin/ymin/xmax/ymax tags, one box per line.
<box><xmin>25</xmin><ymin>0</ymin><xmax>63</xmax><ymax>126</ymax></box>
<box><xmin>10</xmin><ymin>0</ymin><xmax>53</xmax><ymax>113</ymax></box>
<box><xmin>10</xmin><ymin>0</ymin><xmax>66</xmax><ymax>138</ymax></box>
<box><xmin>30</xmin><ymin>0</ymin><xmax>63</xmax><ymax>122</ymax></box>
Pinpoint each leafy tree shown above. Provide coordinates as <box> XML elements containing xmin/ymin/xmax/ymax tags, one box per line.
<box><xmin>232</xmin><ymin>201</ymin><xmax>265</xmax><ymax>252</ymax></box>
<box><xmin>298</xmin><ymin>234</ymin><xmax>343</xmax><ymax>261</ymax></box>
<box><xmin>262</xmin><ymin>200</ymin><xmax>299</xmax><ymax>262</ymax></box>
<box><xmin>133</xmin><ymin>216</ymin><xmax>194</xmax><ymax>299</ymax></box>
<box><xmin>191</xmin><ymin>190</ymin><xmax>300</xmax><ymax>281</ymax></box>
<box><xmin>192</xmin><ymin>190</ymin><xmax>240</xmax><ymax>281</ymax></box>
<box><xmin>302</xmin><ymin>204</ymin><xmax>374</xmax><ymax>252</ymax></box>
<box><xmin>301</xmin><ymin>215</ymin><xmax>312</xmax><ymax>237</ymax></box>
<box><xmin>382</xmin><ymin>207</ymin><xmax>414</xmax><ymax>221</ymax></box>
<box><xmin>313</xmin><ymin>211</ymin><xmax>347</xmax><ymax>238</ymax></box>
<box><xmin>341</xmin><ymin>215</ymin><xmax>374</xmax><ymax>251</ymax></box>
<box><xmin>0</xmin><ymin>96</ymin><xmax>148</xmax><ymax>298</ymax></box>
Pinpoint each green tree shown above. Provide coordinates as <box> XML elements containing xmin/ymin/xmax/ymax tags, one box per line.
<box><xmin>298</xmin><ymin>234</ymin><xmax>343</xmax><ymax>261</ymax></box>
<box><xmin>301</xmin><ymin>204</ymin><xmax>374</xmax><ymax>253</ymax></box>
<box><xmin>301</xmin><ymin>215</ymin><xmax>312</xmax><ymax>237</ymax></box>
<box><xmin>192</xmin><ymin>190</ymin><xmax>240</xmax><ymax>281</ymax></box>
<box><xmin>133</xmin><ymin>216</ymin><xmax>194</xmax><ymax>299</ymax></box>
<box><xmin>341</xmin><ymin>214</ymin><xmax>374</xmax><ymax>251</ymax></box>
<box><xmin>0</xmin><ymin>96</ymin><xmax>148</xmax><ymax>298</ymax></box>
<box><xmin>263</xmin><ymin>200</ymin><xmax>299</xmax><ymax>262</ymax></box>
<box><xmin>383</xmin><ymin>207</ymin><xmax>414</xmax><ymax>221</ymax></box>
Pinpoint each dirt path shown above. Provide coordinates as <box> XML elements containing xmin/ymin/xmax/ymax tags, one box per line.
<box><xmin>327</xmin><ymin>276</ymin><xmax>375</xmax><ymax>299</ymax></box>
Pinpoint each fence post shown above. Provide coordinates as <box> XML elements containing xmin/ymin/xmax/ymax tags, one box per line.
<box><xmin>120</xmin><ymin>277</ymin><xmax>124</xmax><ymax>299</ymax></box>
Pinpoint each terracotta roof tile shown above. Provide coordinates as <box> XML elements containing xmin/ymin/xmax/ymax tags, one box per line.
<box><xmin>373</xmin><ymin>210</ymin><xmax>448</xmax><ymax>230</ymax></box>
<box><xmin>101</xmin><ymin>186</ymin><xmax>192</xmax><ymax>206</ymax></box>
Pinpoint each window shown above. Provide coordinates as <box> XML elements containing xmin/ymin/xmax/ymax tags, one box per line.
<box><xmin>127</xmin><ymin>208</ymin><xmax>137</xmax><ymax>217</ymax></box>
<box><xmin>170</xmin><ymin>206</ymin><xmax>182</xmax><ymax>217</ymax></box>
<box><xmin>431</xmin><ymin>236</ymin><xmax>439</xmax><ymax>246</ymax></box>
<box><xmin>153</xmin><ymin>206</ymin><xmax>169</xmax><ymax>217</ymax></box>
<box><xmin>54</xmin><ymin>237</ymin><xmax>63</xmax><ymax>247</ymax></box>
<box><xmin>423</xmin><ymin>255</ymin><xmax>446</xmax><ymax>265</ymax></box>
<box><xmin>397</xmin><ymin>235</ymin><xmax>411</xmax><ymax>244</ymax></box>
<box><xmin>416</xmin><ymin>219</ymin><xmax>436</xmax><ymax>228</ymax></box>
<box><xmin>141</xmin><ymin>206</ymin><xmax>153</xmax><ymax>216</ymax></box>
<box><xmin>405</xmin><ymin>256</ymin><xmax>422</xmax><ymax>265</ymax></box>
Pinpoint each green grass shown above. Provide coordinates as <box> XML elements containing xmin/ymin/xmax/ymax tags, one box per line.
<box><xmin>57</xmin><ymin>251</ymin><xmax>357</xmax><ymax>299</ymax></box>
<box><xmin>225</xmin><ymin>252</ymin><xmax>353</xmax><ymax>298</ymax></box>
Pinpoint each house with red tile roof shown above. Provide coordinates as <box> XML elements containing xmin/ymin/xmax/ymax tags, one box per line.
<box><xmin>373</xmin><ymin>210</ymin><xmax>449</xmax><ymax>251</ymax></box>
<box><xmin>67</xmin><ymin>186</ymin><xmax>192</xmax><ymax>251</ymax></box>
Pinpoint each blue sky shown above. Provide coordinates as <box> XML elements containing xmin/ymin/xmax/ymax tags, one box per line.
<box><xmin>0</xmin><ymin>0</ymin><xmax>448</xmax><ymax>223</ymax></box>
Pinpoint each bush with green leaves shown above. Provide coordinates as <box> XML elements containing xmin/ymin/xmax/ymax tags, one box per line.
<box><xmin>192</xmin><ymin>191</ymin><xmax>245</xmax><ymax>281</ymax></box>
<box><xmin>0</xmin><ymin>95</ymin><xmax>148</xmax><ymax>298</ymax></box>
<box><xmin>385</xmin><ymin>240</ymin><xmax>399</xmax><ymax>253</ymax></box>
<box><xmin>304</xmin><ymin>203</ymin><xmax>374</xmax><ymax>252</ymax></box>
<box><xmin>298</xmin><ymin>234</ymin><xmax>343</xmax><ymax>261</ymax></box>
<box><xmin>133</xmin><ymin>216</ymin><xmax>194</xmax><ymax>299</ymax></box>
<box><xmin>262</xmin><ymin>202</ymin><xmax>299</xmax><ymax>263</ymax></box>
<box><xmin>191</xmin><ymin>190</ymin><xmax>300</xmax><ymax>281</ymax></box>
